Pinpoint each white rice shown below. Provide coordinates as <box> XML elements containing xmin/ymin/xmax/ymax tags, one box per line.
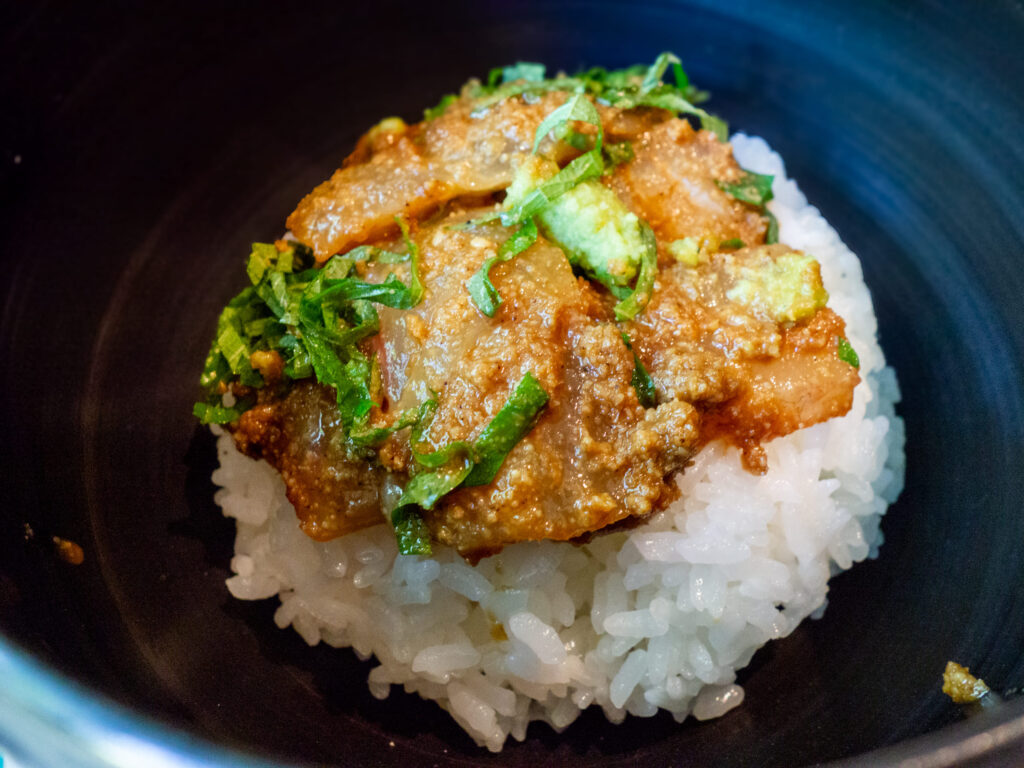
<box><xmin>210</xmin><ymin>134</ymin><xmax>905</xmax><ymax>751</ymax></box>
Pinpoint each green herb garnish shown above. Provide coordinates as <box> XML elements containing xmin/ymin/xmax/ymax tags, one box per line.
<box><xmin>612</xmin><ymin>222</ymin><xmax>658</xmax><ymax>322</ymax></box>
<box><xmin>718</xmin><ymin>170</ymin><xmax>774</xmax><ymax>207</ymax></box>
<box><xmin>349</xmin><ymin>403</ymin><xmax>429</xmax><ymax>448</ymax></box>
<box><xmin>523</xmin><ymin>90</ymin><xmax>658</xmax><ymax>320</ymax></box>
<box><xmin>463</xmin><ymin>372</ymin><xmax>550</xmax><ymax>486</ymax></box>
<box><xmin>458</xmin><ymin>93</ymin><xmax>609</xmax><ymax>312</ymax></box>
<box><xmin>494</xmin><ymin>62</ymin><xmax>547</xmax><ymax>85</ymax></box>
<box><xmin>502</xmin><ymin>150</ymin><xmax>606</xmax><ymax>224</ymax></box>
<box><xmin>532</xmin><ymin>92</ymin><xmax>604</xmax><ymax>154</ymax></box>
<box><xmin>602</xmin><ymin>140</ymin><xmax>634</xmax><ymax>171</ymax></box>
<box><xmin>194</xmin><ymin>233</ymin><xmax>423</xmax><ymax>433</ymax></box>
<box><xmin>465</xmin><ymin>88</ymin><xmax>658</xmax><ymax>321</ymax></box>
<box><xmin>395</xmin><ymin>216</ymin><xmax>424</xmax><ymax>306</ymax></box>
<box><xmin>465</xmin><ymin>219</ymin><xmax>539</xmax><ymax>317</ymax></box>
<box><xmin>424</xmin><ymin>93</ymin><xmax>457</xmax><ymax>121</ymax></box>
<box><xmin>409</xmin><ymin>400</ymin><xmax>473</xmax><ymax>469</ymax></box>
<box><xmin>392</xmin><ymin>506</ymin><xmax>435</xmax><ymax>557</ymax></box>
<box><xmin>343</xmin><ymin>244</ymin><xmax>411</xmax><ymax>264</ymax></box>
<box><xmin>765</xmin><ymin>211</ymin><xmax>779</xmax><ymax>245</ymax></box>
<box><xmin>468</xmin><ymin>52</ymin><xmax>726</xmax><ymax>140</ymax></box>
<box><xmin>391</xmin><ymin>372</ymin><xmax>550</xmax><ymax>555</ymax></box>
<box><xmin>837</xmin><ymin>337</ymin><xmax>860</xmax><ymax>369</ymax></box>
<box><xmin>192</xmin><ymin>400</ymin><xmax>251</xmax><ymax>425</ymax></box>
<box><xmin>621</xmin><ymin>332</ymin><xmax>656</xmax><ymax>408</ymax></box>
<box><xmin>453</xmin><ymin>56</ymin><xmax>716</xmax><ymax>321</ymax></box>
<box><xmin>716</xmin><ymin>169</ymin><xmax>778</xmax><ymax>245</ymax></box>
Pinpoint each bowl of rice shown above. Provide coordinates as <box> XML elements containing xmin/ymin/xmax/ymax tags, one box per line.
<box><xmin>1</xmin><ymin>2</ymin><xmax>1023</xmax><ymax>767</ymax></box>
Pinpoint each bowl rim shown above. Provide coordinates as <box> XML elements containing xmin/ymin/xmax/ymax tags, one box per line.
<box><xmin>0</xmin><ymin>638</ymin><xmax>279</xmax><ymax>768</ymax></box>
<box><xmin>3</xmin><ymin>633</ymin><xmax>1023</xmax><ymax>768</ymax></box>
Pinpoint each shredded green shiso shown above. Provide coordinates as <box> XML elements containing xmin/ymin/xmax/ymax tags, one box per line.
<box><xmin>837</xmin><ymin>336</ymin><xmax>860</xmax><ymax>369</ymax></box>
<box><xmin>621</xmin><ymin>332</ymin><xmax>657</xmax><ymax>408</ymax></box>
<box><xmin>392</xmin><ymin>372</ymin><xmax>550</xmax><ymax>555</ymax></box>
<box><xmin>717</xmin><ymin>169</ymin><xmax>779</xmax><ymax>245</ymax></box>
<box><xmin>194</xmin><ymin>221</ymin><xmax>423</xmax><ymax>438</ymax></box>
<box><xmin>429</xmin><ymin>51</ymin><xmax>728</xmax><ymax>141</ymax></box>
<box><xmin>460</xmin><ymin>80</ymin><xmax>660</xmax><ymax>322</ymax></box>
<box><xmin>196</xmin><ymin>53</ymin><xmax>732</xmax><ymax>553</ymax></box>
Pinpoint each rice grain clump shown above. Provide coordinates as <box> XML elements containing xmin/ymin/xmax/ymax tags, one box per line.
<box><xmin>211</xmin><ymin>135</ymin><xmax>905</xmax><ymax>751</ymax></box>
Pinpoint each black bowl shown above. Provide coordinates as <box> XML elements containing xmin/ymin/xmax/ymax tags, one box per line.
<box><xmin>2</xmin><ymin>1</ymin><xmax>1023</xmax><ymax>766</ymax></box>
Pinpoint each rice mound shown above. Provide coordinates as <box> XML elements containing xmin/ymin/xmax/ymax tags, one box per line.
<box><xmin>211</xmin><ymin>134</ymin><xmax>906</xmax><ymax>751</ymax></box>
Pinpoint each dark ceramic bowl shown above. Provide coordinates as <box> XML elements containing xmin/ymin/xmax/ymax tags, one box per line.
<box><xmin>2</xmin><ymin>1</ymin><xmax>1023</xmax><ymax>766</ymax></box>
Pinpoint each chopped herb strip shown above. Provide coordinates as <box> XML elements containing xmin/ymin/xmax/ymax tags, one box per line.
<box><xmin>395</xmin><ymin>216</ymin><xmax>424</xmax><ymax>306</ymax></box>
<box><xmin>671</xmin><ymin>60</ymin><xmax>689</xmax><ymax>92</ymax></box>
<box><xmin>469</xmin><ymin>52</ymin><xmax>725</xmax><ymax>139</ymax></box>
<box><xmin>412</xmin><ymin>372</ymin><xmax>549</xmax><ymax>478</ymax></box>
<box><xmin>532</xmin><ymin>92</ymin><xmax>604</xmax><ymax>154</ymax></box>
<box><xmin>602</xmin><ymin>140</ymin><xmax>634</xmax><ymax>171</ymax></box>
<box><xmin>613</xmin><ymin>222</ymin><xmax>658</xmax><ymax>322</ymax></box>
<box><xmin>480</xmin><ymin>93</ymin><xmax>656</xmax><ymax>321</ymax></box>
<box><xmin>486</xmin><ymin>90</ymin><xmax>607</xmax><ymax>227</ymax></box>
<box><xmin>562</xmin><ymin>128</ymin><xmax>591</xmax><ymax>151</ymax></box>
<box><xmin>717</xmin><ymin>170</ymin><xmax>774</xmax><ymax>207</ymax></box>
<box><xmin>500</xmin><ymin>62</ymin><xmax>546</xmax><ymax>83</ymax></box>
<box><xmin>391</xmin><ymin>505</ymin><xmax>434</xmax><ymax>556</ymax></box>
<box><xmin>640</xmin><ymin>51</ymin><xmax>679</xmax><ymax>94</ymax></box>
<box><xmin>502</xmin><ymin>149</ymin><xmax>605</xmax><ymax>225</ymax></box>
<box><xmin>344</xmin><ymin>244</ymin><xmax>411</xmax><ymax>264</ymax></box>
<box><xmin>246</xmin><ymin>242</ymin><xmax>279</xmax><ymax>285</ymax></box>
<box><xmin>466</xmin><ymin>218</ymin><xmax>539</xmax><ymax>316</ymax></box>
<box><xmin>349</xmin><ymin>404</ymin><xmax>425</xmax><ymax>448</ymax></box>
<box><xmin>408</xmin><ymin>398</ymin><xmax>476</xmax><ymax>469</ymax></box>
<box><xmin>193</xmin><ymin>400</ymin><xmax>250</xmax><ymax>426</ymax></box>
<box><xmin>392</xmin><ymin>372</ymin><xmax>550</xmax><ymax>555</ymax></box>
<box><xmin>719</xmin><ymin>238</ymin><xmax>745</xmax><ymax>249</ymax></box>
<box><xmin>635</xmin><ymin>90</ymin><xmax>728</xmax><ymax>141</ymax></box>
<box><xmin>621</xmin><ymin>333</ymin><xmax>656</xmax><ymax>408</ymax></box>
<box><xmin>764</xmin><ymin>210</ymin><xmax>779</xmax><ymax>245</ymax></box>
<box><xmin>397</xmin><ymin>456</ymin><xmax>474</xmax><ymax>514</ymax></box>
<box><xmin>217</xmin><ymin>322</ymin><xmax>264</xmax><ymax>387</ymax></box>
<box><xmin>302</xmin><ymin>271</ymin><xmax>419</xmax><ymax>309</ymax></box>
<box><xmin>464</xmin><ymin>372</ymin><xmax>549</xmax><ymax>486</ymax></box>
<box><xmin>424</xmin><ymin>93</ymin><xmax>457</xmax><ymax>121</ymax></box>
<box><xmin>717</xmin><ymin>169</ymin><xmax>778</xmax><ymax>243</ymax></box>
<box><xmin>480</xmin><ymin>62</ymin><xmax>550</xmax><ymax>102</ymax></box>
<box><xmin>194</xmin><ymin>238</ymin><xmax>424</xmax><ymax>430</ymax></box>
<box><xmin>472</xmin><ymin>76</ymin><xmax>583</xmax><ymax>111</ymax></box>
<box><xmin>414</xmin><ymin>437</ymin><xmax>475</xmax><ymax>470</ymax></box>
<box><xmin>837</xmin><ymin>337</ymin><xmax>860</xmax><ymax>369</ymax></box>
<box><xmin>627</xmin><ymin>53</ymin><xmax>725</xmax><ymax>137</ymax></box>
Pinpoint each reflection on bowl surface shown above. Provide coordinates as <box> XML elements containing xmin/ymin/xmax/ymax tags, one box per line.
<box><xmin>1</xmin><ymin>1</ymin><xmax>1023</xmax><ymax>767</ymax></box>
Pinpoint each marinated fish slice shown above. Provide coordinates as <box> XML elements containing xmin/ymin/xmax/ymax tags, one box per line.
<box><xmin>606</xmin><ymin>118</ymin><xmax>768</xmax><ymax>249</ymax></box>
<box><xmin>232</xmin><ymin>382</ymin><xmax>386</xmax><ymax>540</ymax></box>
<box><xmin>226</xmin><ymin>215</ymin><xmax>700</xmax><ymax>558</ymax></box>
<box><xmin>289</xmin><ymin>94</ymin><xmax>596</xmax><ymax>261</ymax></box>
<box><xmin>367</xmin><ymin>218</ymin><xmax>700</xmax><ymax>558</ymax></box>
<box><xmin>286</xmin><ymin>90</ymin><xmax>680</xmax><ymax>262</ymax></box>
<box><xmin>625</xmin><ymin>244</ymin><xmax>858</xmax><ymax>470</ymax></box>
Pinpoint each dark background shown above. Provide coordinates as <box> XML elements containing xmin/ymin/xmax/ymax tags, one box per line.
<box><xmin>1</xmin><ymin>1</ymin><xmax>1023</xmax><ymax>766</ymax></box>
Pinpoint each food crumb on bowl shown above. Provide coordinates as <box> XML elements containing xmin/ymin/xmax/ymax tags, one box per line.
<box><xmin>52</xmin><ymin>537</ymin><xmax>84</xmax><ymax>566</ymax></box>
<box><xmin>943</xmin><ymin>661</ymin><xmax>992</xmax><ymax>705</ymax></box>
